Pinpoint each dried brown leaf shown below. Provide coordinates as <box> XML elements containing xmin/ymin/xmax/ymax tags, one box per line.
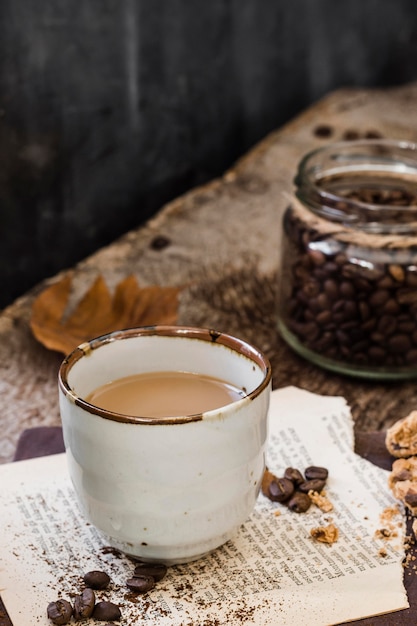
<box><xmin>30</xmin><ymin>274</ymin><xmax>181</xmax><ymax>355</ymax></box>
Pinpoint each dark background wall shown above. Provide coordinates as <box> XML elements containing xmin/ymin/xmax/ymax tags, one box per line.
<box><xmin>1</xmin><ymin>0</ymin><xmax>417</xmax><ymax>309</ymax></box>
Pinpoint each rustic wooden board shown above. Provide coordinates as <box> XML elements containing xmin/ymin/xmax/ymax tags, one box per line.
<box><xmin>2</xmin><ymin>82</ymin><xmax>417</xmax><ymax>464</ymax></box>
<box><xmin>2</xmin><ymin>0</ymin><xmax>415</xmax><ymax>310</ymax></box>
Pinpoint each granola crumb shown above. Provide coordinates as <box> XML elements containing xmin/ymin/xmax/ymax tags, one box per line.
<box><xmin>308</xmin><ymin>489</ymin><xmax>333</xmax><ymax>513</ymax></box>
<box><xmin>376</xmin><ymin>505</ymin><xmax>402</xmax><ymax>541</ymax></box>
<box><xmin>386</xmin><ymin>411</ymin><xmax>417</xmax><ymax>458</ymax></box>
<box><xmin>375</xmin><ymin>528</ymin><xmax>391</xmax><ymax>539</ymax></box>
<box><xmin>310</xmin><ymin>523</ymin><xmax>339</xmax><ymax>544</ymax></box>
<box><xmin>380</xmin><ymin>505</ymin><xmax>402</xmax><ymax>522</ymax></box>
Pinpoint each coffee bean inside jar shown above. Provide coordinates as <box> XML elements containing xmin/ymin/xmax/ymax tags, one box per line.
<box><xmin>277</xmin><ymin>140</ymin><xmax>417</xmax><ymax>379</ymax></box>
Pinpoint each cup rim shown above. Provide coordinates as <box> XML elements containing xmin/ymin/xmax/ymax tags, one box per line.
<box><xmin>58</xmin><ymin>325</ymin><xmax>272</xmax><ymax>425</ymax></box>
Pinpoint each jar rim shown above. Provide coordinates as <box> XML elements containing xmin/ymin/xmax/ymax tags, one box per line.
<box><xmin>295</xmin><ymin>139</ymin><xmax>417</xmax><ymax>233</ymax></box>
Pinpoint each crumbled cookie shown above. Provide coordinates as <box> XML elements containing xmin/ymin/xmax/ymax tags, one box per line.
<box><xmin>389</xmin><ymin>457</ymin><xmax>417</xmax><ymax>485</ymax></box>
<box><xmin>375</xmin><ymin>527</ymin><xmax>396</xmax><ymax>540</ymax></box>
<box><xmin>310</xmin><ymin>523</ymin><xmax>339</xmax><ymax>544</ymax></box>
<box><xmin>378</xmin><ymin>505</ymin><xmax>402</xmax><ymax>540</ymax></box>
<box><xmin>386</xmin><ymin>411</ymin><xmax>417</xmax><ymax>458</ymax></box>
<box><xmin>388</xmin><ymin>457</ymin><xmax>417</xmax><ymax>515</ymax></box>
<box><xmin>308</xmin><ymin>489</ymin><xmax>333</xmax><ymax>513</ymax></box>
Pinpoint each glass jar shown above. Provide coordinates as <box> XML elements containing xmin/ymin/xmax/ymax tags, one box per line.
<box><xmin>277</xmin><ymin>140</ymin><xmax>417</xmax><ymax>380</ymax></box>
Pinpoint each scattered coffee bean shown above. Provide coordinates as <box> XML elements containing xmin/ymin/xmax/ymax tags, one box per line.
<box><xmin>133</xmin><ymin>561</ymin><xmax>168</xmax><ymax>582</ymax></box>
<box><xmin>262</xmin><ymin>465</ymin><xmax>330</xmax><ymax>513</ymax></box>
<box><xmin>48</xmin><ymin>561</ymin><xmax>171</xmax><ymax>624</ymax></box>
<box><xmin>342</xmin><ymin>129</ymin><xmax>360</xmax><ymax>140</ymax></box>
<box><xmin>93</xmin><ymin>600</ymin><xmax>122</xmax><ymax>621</ymax></box>
<box><xmin>364</xmin><ymin>130</ymin><xmax>383</xmax><ymax>139</ymax></box>
<box><xmin>47</xmin><ymin>599</ymin><xmax>73</xmax><ymax>625</ymax></box>
<box><xmin>83</xmin><ymin>570</ymin><xmax>111</xmax><ymax>590</ymax></box>
<box><xmin>268</xmin><ymin>477</ymin><xmax>294</xmax><ymax>502</ymax></box>
<box><xmin>304</xmin><ymin>466</ymin><xmax>329</xmax><ymax>481</ymax></box>
<box><xmin>287</xmin><ymin>492</ymin><xmax>312</xmax><ymax>513</ymax></box>
<box><xmin>298</xmin><ymin>478</ymin><xmax>326</xmax><ymax>493</ymax></box>
<box><xmin>283</xmin><ymin>467</ymin><xmax>304</xmax><ymax>485</ymax></box>
<box><xmin>74</xmin><ymin>588</ymin><xmax>95</xmax><ymax>620</ymax></box>
<box><xmin>126</xmin><ymin>575</ymin><xmax>155</xmax><ymax>593</ymax></box>
<box><xmin>313</xmin><ymin>124</ymin><xmax>333</xmax><ymax>138</ymax></box>
<box><xmin>150</xmin><ymin>235</ymin><xmax>171</xmax><ymax>250</ymax></box>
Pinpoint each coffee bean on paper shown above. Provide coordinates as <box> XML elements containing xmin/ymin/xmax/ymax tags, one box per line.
<box><xmin>127</xmin><ymin>575</ymin><xmax>155</xmax><ymax>593</ymax></box>
<box><xmin>83</xmin><ymin>570</ymin><xmax>111</xmax><ymax>590</ymax></box>
<box><xmin>92</xmin><ymin>600</ymin><xmax>122</xmax><ymax>621</ymax></box>
<box><xmin>47</xmin><ymin>599</ymin><xmax>73</xmax><ymax>625</ymax></box>
<box><xmin>47</xmin><ymin>560</ymin><xmax>171</xmax><ymax>624</ymax></box>
<box><xmin>283</xmin><ymin>467</ymin><xmax>304</xmax><ymax>485</ymax></box>
<box><xmin>262</xmin><ymin>465</ymin><xmax>329</xmax><ymax>513</ymax></box>
<box><xmin>73</xmin><ymin>588</ymin><xmax>95</xmax><ymax>620</ymax></box>
<box><xmin>298</xmin><ymin>478</ymin><xmax>327</xmax><ymax>493</ymax></box>
<box><xmin>134</xmin><ymin>561</ymin><xmax>168</xmax><ymax>582</ymax></box>
<box><xmin>268</xmin><ymin>477</ymin><xmax>294</xmax><ymax>502</ymax></box>
<box><xmin>287</xmin><ymin>491</ymin><xmax>312</xmax><ymax>513</ymax></box>
<box><xmin>304</xmin><ymin>466</ymin><xmax>329</xmax><ymax>481</ymax></box>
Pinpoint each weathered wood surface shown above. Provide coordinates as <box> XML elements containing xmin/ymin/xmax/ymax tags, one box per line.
<box><xmin>2</xmin><ymin>0</ymin><xmax>416</xmax><ymax>310</ymax></box>
<box><xmin>2</xmin><ymin>82</ymin><xmax>417</xmax><ymax>465</ymax></box>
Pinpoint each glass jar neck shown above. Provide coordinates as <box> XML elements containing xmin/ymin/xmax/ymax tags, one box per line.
<box><xmin>295</xmin><ymin>140</ymin><xmax>417</xmax><ymax>235</ymax></box>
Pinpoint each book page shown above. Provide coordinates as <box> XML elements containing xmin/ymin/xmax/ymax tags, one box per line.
<box><xmin>0</xmin><ymin>386</ymin><xmax>408</xmax><ymax>625</ymax></box>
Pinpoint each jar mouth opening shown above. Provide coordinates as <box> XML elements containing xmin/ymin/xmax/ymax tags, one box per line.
<box><xmin>295</xmin><ymin>139</ymin><xmax>417</xmax><ymax>234</ymax></box>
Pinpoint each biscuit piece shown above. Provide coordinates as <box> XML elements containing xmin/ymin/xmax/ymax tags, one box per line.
<box><xmin>308</xmin><ymin>489</ymin><xmax>333</xmax><ymax>513</ymax></box>
<box><xmin>310</xmin><ymin>523</ymin><xmax>339</xmax><ymax>544</ymax></box>
<box><xmin>386</xmin><ymin>411</ymin><xmax>417</xmax><ymax>458</ymax></box>
<box><xmin>388</xmin><ymin>457</ymin><xmax>417</xmax><ymax>515</ymax></box>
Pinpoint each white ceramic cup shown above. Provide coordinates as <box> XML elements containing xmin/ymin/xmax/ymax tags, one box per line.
<box><xmin>58</xmin><ymin>326</ymin><xmax>271</xmax><ymax>564</ymax></box>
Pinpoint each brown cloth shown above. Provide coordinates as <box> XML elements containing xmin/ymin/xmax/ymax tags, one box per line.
<box><xmin>1</xmin><ymin>428</ymin><xmax>417</xmax><ymax>625</ymax></box>
<box><xmin>12</xmin><ymin>426</ymin><xmax>65</xmax><ymax>461</ymax></box>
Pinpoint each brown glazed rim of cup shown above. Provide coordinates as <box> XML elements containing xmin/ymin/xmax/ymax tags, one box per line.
<box><xmin>58</xmin><ymin>325</ymin><xmax>272</xmax><ymax>425</ymax></box>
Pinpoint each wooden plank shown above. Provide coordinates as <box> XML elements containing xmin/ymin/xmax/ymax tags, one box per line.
<box><xmin>0</xmin><ymin>599</ymin><xmax>11</xmax><ymax>626</ymax></box>
<box><xmin>2</xmin><ymin>1</ymin><xmax>417</xmax><ymax>309</ymax></box>
<box><xmin>2</xmin><ymin>83</ymin><xmax>417</xmax><ymax>465</ymax></box>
